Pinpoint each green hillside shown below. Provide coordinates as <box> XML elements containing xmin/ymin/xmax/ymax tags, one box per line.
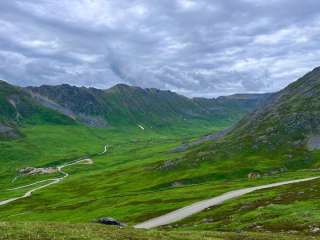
<box><xmin>231</xmin><ymin>66</ymin><xmax>320</xmax><ymax>150</ymax></box>
<box><xmin>177</xmin><ymin>67</ymin><xmax>320</xmax><ymax>178</ymax></box>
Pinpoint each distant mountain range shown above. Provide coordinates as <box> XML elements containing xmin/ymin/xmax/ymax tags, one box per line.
<box><xmin>26</xmin><ymin>84</ymin><xmax>270</xmax><ymax>127</ymax></box>
<box><xmin>0</xmin><ymin>81</ymin><xmax>270</xmax><ymax>139</ymax></box>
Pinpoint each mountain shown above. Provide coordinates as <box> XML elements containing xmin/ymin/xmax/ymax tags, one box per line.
<box><xmin>0</xmin><ymin>80</ymin><xmax>75</xmax><ymax>139</ymax></box>
<box><xmin>193</xmin><ymin>93</ymin><xmax>271</xmax><ymax>123</ymax></box>
<box><xmin>26</xmin><ymin>83</ymin><xmax>269</xmax><ymax>128</ymax></box>
<box><xmin>0</xmin><ymin>79</ymin><xmax>269</xmax><ymax>139</ymax></box>
<box><xmin>180</xmin><ymin>67</ymin><xmax>320</xmax><ymax>176</ymax></box>
<box><xmin>230</xmin><ymin>67</ymin><xmax>320</xmax><ymax>150</ymax></box>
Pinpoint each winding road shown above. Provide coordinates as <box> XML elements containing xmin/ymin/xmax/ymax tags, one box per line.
<box><xmin>0</xmin><ymin>145</ymin><xmax>108</xmax><ymax>207</ymax></box>
<box><xmin>135</xmin><ymin>176</ymin><xmax>320</xmax><ymax>229</ymax></box>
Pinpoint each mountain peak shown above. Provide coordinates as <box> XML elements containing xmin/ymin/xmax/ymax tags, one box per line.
<box><xmin>111</xmin><ymin>83</ymin><xmax>132</xmax><ymax>90</ymax></box>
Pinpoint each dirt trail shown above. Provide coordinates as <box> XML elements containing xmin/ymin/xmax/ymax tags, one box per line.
<box><xmin>135</xmin><ymin>176</ymin><xmax>319</xmax><ymax>229</ymax></box>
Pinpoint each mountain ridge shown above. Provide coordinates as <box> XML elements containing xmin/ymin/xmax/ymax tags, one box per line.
<box><xmin>25</xmin><ymin>83</ymin><xmax>270</xmax><ymax>128</ymax></box>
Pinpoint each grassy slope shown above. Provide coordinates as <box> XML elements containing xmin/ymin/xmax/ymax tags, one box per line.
<box><xmin>173</xmin><ymin>176</ymin><xmax>320</xmax><ymax>235</ymax></box>
<box><xmin>1</xmin><ymin>121</ymin><xmax>244</xmax><ymax>221</ymax></box>
<box><xmin>0</xmin><ymin>122</ymin><xmax>319</xmax><ymax>237</ymax></box>
<box><xmin>0</xmin><ymin>122</ymin><xmax>225</xmax><ymax>220</ymax></box>
<box><xmin>0</xmin><ymin>222</ymin><xmax>318</xmax><ymax>240</ymax></box>
<box><xmin>169</xmin><ymin>67</ymin><xmax>320</xmax><ymax>182</ymax></box>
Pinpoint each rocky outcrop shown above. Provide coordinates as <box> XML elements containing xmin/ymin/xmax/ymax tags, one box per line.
<box><xmin>26</xmin><ymin>90</ymin><xmax>77</xmax><ymax>120</ymax></box>
<box><xmin>26</xmin><ymin>89</ymin><xmax>109</xmax><ymax>128</ymax></box>
<box><xmin>96</xmin><ymin>217</ymin><xmax>126</xmax><ymax>227</ymax></box>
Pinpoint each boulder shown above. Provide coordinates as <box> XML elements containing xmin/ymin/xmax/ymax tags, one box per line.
<box><xmin>97</xmin><ymin>217</ymin><xmax>126</xmax><ymax>227</ymax></box>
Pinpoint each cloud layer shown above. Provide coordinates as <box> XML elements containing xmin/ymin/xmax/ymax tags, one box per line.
<box><xmin>0</xmin><ymin>0</ymin><xmax>319</xmax><ymax>97</ymax></box>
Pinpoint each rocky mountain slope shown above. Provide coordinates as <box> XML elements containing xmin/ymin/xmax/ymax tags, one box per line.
<box><xmin>230</xmin><ymin>66</ymin><xmax>320</xmax><ymax>150</ymax></box>
<box><xmin>180</xmin><ymin>67</ymin><xmax>320</xmax><ymax>176</ymax></box>
<box><xmin>0</xmin><ymin>81</ymin><xmax>75</xmax><ymax>139</ymax></box>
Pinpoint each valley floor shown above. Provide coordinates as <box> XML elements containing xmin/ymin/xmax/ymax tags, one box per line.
<box><xmin>1</xmin><ymin>124</ymin><xmax>320</xmax><ymax>238</ymax></box>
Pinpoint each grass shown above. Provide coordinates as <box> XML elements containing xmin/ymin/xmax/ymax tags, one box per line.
<box><xmin>0</xmin><ymin>122</ymin><xmax>230</xmax><ymax>222</ymax></box>
<box><xmin>0</xmin><ymin>222</ymin><xmax>318</xmax><ymax>240</ymax></box>
<box><xmin>170</xmin><ymin>177</ymin><xmax>320</xmax><ymax>235</ymax></box>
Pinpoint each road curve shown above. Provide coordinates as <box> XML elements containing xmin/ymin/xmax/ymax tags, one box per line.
<box><xmin>0</xmin><ymin>145</ymin><xmax>108</xmax><ymax>207</ymax></box>
<box><xmin>134</xmin><ymin>176</ymin><xmax>319</xmax><ymax>229</ymax></box>
<box><xmin>100</xmin><ymin>144</ymin><xmax>109</xmax><ymax>155</ymax></box>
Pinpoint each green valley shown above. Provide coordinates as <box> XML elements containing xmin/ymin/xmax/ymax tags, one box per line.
<box><xmin>1</xmin><ymin>67</ymin><xmax>320</xmax><ymax>239</ymax></box>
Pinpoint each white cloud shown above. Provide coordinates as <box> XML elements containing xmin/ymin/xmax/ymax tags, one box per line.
<box><xmin>177</xmin><ymin>0</ymin><xmax>198</xmax><ymax>10</ymax></box>
<box><xmin>22</xmin><ymin>40</ymin><xmax>59</xmax><ymax>49</ymax></box>
<box><xmin>0</xmin><ymin>0</ymin><xmax>320</xmax><ymax>97</ymax></box>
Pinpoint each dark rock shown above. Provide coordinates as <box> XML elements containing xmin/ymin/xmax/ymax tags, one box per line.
<box><xmin>96</xmin><ymin>217</ymin><xmax>126</xmax><ymax>227</ymax></box>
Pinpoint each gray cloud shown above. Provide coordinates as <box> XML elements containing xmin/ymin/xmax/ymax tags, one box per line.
<box><xmin>0</xmin><ymin>0</ymin><xmax>319</xmax><ymax>97</ymax></box>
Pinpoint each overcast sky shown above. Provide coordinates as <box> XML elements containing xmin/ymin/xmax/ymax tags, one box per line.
<box><xmin>0</xmin><ymin>0</ymin><xmax>319</xmax><ymax>97</ymax></box>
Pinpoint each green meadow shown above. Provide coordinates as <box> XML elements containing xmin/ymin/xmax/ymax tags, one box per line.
<box><xmin>0</xmin><ymin>121</ymin><xmax>319</xmax><ymax>240</ymax></box>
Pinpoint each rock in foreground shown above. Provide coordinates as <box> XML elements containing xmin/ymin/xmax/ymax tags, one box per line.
<box><xmin>97</xmin><ymin>217</ymin><xmax>126</xmax><ymax>227</ymax></box>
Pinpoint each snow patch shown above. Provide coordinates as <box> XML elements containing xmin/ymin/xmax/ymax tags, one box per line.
<box><xmin>138</xmin><ymin>124</ymin><xmax>145</xmax><ymax>130</ymax></box>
